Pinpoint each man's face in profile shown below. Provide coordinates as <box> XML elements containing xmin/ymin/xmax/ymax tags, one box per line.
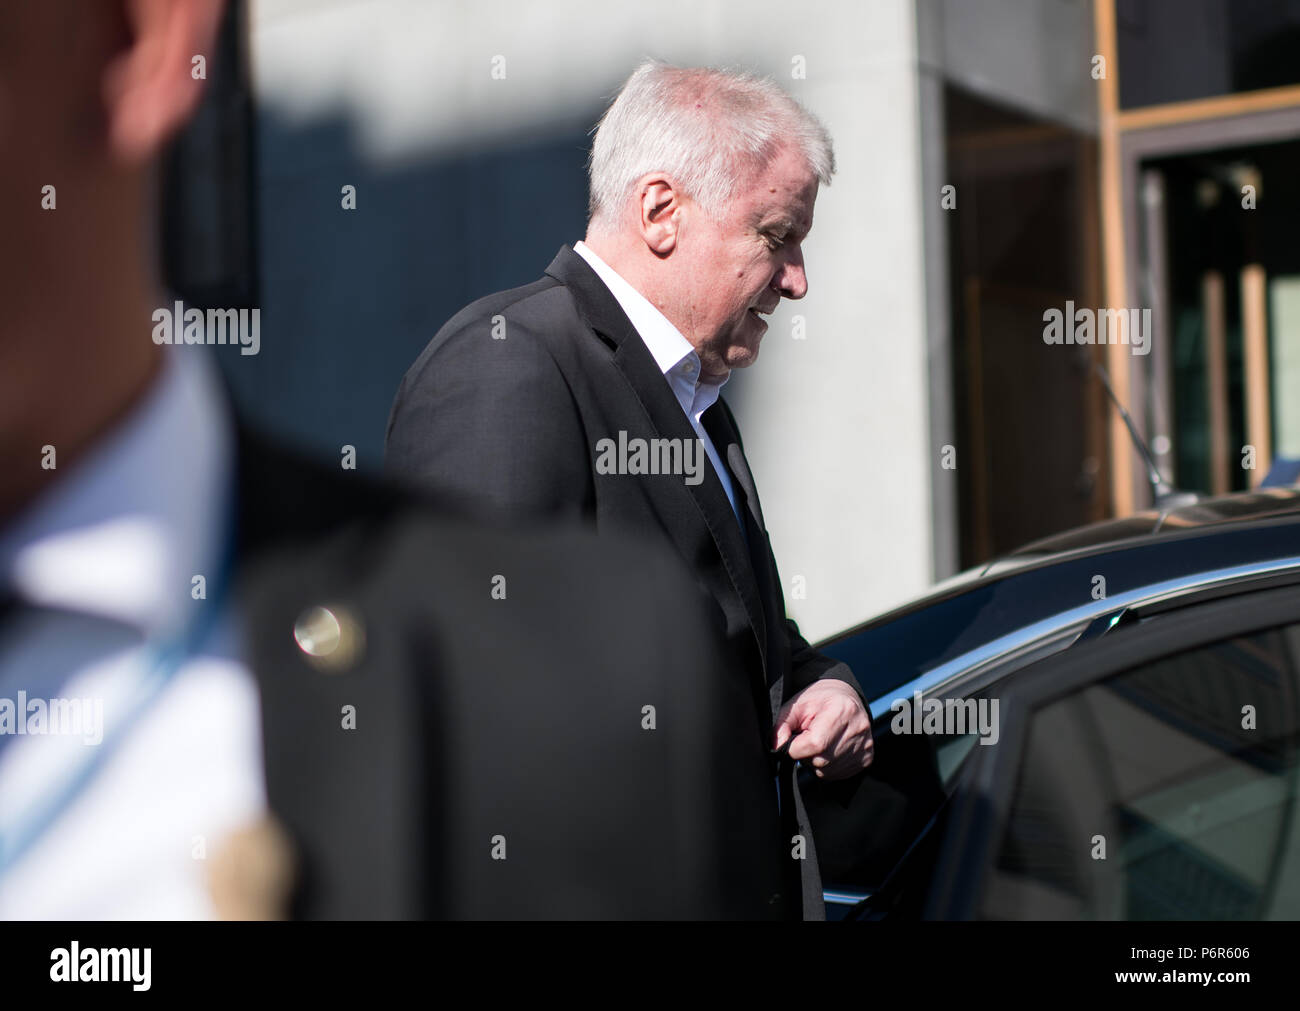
<box><xmin>676</xmin><ymin>144</ymin><xmax>819</xmax><ymax>380</ymax></box>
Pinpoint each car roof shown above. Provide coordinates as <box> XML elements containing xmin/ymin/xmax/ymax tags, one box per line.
<box><xmin>818</xmin><ymin>488</ymin><xmax>1300</xmax><ymax>708</ymax></box>
<box><xmin>995</xmin><ymin>487</ymin><xmax>1300</xmax><ymax>566</ymax></box>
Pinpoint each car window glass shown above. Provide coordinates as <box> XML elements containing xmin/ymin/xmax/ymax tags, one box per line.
<box><xmin>981</xmin><ymin>622</ymin><xmax>1300</xmax><ymax>919</ymax></box>
<box><xmin>937</xmin><ymin>731</ymin><xmax>981</xmax><ymax>786</ymax></box>
<box><xmin>810</xmin><ymin>689</ymin><xmax>994</xmax><ymax>899</ymax></box>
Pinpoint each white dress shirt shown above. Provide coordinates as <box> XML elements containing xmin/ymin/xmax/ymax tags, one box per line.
<box><xmin>0</xmin><ymin>348</ymin><xmax>266</xmax><ymax>919</ymax></box>
<box><xmin>574</xmin><ymin>241</ymin><xmax>745</xmax><ymax>530</ymax></box>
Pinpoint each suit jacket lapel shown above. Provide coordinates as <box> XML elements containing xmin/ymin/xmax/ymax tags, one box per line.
<box><xmin>545</xmin><ymin>246</ymin><xmax>769</xmax><ymax>675</ymax></box>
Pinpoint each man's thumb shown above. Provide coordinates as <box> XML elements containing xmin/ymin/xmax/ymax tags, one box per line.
<box><xmin>772</xmin><ymin>707</ymin><xmax>797</xmax><ymax>749</ymax></box>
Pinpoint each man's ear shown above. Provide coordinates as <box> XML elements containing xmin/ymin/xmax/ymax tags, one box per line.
<box><xmin>637</xmin><ymin>175</ymin><xmax>683</xmax><ymax>255</ymax></box>
<box><xmin>101</xmin><ymin>0</ymin><xmax>224</xmax><ymax>165</ymax></box>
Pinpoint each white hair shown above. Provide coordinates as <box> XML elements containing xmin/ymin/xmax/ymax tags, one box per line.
<box><xmin>586</xmin><ymin>59</ymin><xmax>835</xmax><ymax>232</ymax></box>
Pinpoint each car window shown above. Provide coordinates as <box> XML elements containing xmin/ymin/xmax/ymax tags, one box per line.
<box><xmin>980</xmin><ymin>622</ymin><xmax>1300</xmax><ymax>919</ymax></box>
<box><xmin>936</xmin><ymin>729</ymin><xmax>982</xmax><ymax>786</ymax></box>
<box><xmin>803</xmin><ymin>727</ymin><xmax>946</xmax><ymax>894</ymax></box>
<box><xmin>808</xmin><ymin>690</ymin><xmax>995</xmax><ymax>903</ymax></box>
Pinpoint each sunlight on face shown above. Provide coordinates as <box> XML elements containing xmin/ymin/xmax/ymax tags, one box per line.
<box><xmin>677</xmin><ymin>145</ymin><xmax>819</xmax><ymax>380</ymax></box>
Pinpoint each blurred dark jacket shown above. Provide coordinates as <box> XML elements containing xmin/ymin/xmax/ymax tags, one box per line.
<box><xmin>234</xmin><ymin>429</ymin><xmax>783</xmax><ymax>918</ymax></box>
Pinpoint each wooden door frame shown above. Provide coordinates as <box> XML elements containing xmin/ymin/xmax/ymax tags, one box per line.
<box><xmin>1095</xmin><ymin>0</ymin><xmax>1300</xmax><ymax>514</ymax></box>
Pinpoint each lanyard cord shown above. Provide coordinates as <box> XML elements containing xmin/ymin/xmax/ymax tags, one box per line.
<box><xmin>0</xmin><ymin>500</ymin><xmax>238</xmax><ymax>879</ymax></box>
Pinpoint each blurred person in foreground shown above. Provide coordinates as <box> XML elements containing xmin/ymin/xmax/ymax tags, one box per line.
<box><xmin>387</xmin><ymin>60</ymin><xmax>874</xmax><ymax>919</ymax></box>
<box><xmin>0</xmin><ymin>0</ymin><xmax>774</xmax><ymax>919</ymax></box>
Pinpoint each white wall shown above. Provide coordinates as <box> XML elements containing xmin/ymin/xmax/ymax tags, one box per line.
<box><xmin>722</xmin><ymin>2</ymin><xmax>934</xmax><ymax>640</ymax></box>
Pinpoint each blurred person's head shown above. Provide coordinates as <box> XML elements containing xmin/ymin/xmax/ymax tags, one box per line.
<box><xmin>0</xmin><ymin>0</ymin><xmax>223</xmax><ymax>521</ymax></box>
<box><xmin>584</xmin><ymin>60</ymin><xmax>834</xmax><ymax>382</ymax></box>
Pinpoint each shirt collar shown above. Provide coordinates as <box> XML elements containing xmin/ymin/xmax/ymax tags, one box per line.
<box><xmin>574</xmin><ymin>241</ymin><xmax>729</xmax><ymax>419</ymax></box>
<box><xmin>0</xmin><ymin>347</ymin><xmax>234</xmax><ymax>639</ymax></box>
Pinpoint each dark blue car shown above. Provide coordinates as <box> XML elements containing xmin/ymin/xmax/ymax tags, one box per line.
<box><xmin>809</xmin><ymin>488</ymin><xmax>1300</xmax><ymax>920</ymax></box>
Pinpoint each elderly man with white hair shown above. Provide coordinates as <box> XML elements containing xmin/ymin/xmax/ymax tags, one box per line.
<box><xmin>387</xmin><ymin>59</ymin><xmax>874</xmax><ymax>920</ymax></box>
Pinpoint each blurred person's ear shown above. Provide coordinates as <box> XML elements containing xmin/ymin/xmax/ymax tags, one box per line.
<box><xmin>102</xmin><ymin>0</ymin><xmax>224</xmax><ymax>165</ymax></box>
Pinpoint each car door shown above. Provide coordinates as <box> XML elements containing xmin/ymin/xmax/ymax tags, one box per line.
<box><xmin>925</xmin><ymin>582</ymin><xmax>1300</xmax><ymax>920</ymax></box>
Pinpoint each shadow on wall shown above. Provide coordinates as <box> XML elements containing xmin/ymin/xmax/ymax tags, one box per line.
<box><xmin>216</xmin><ymin>107</ymin><xmax>597</xmax><ymax>474</ymax></box>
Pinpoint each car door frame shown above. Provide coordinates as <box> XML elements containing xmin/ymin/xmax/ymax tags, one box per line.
<box><xmin>922</xmin><ymin>581</ymin><xmax>1300</xmax><ymax>920</ymax></box>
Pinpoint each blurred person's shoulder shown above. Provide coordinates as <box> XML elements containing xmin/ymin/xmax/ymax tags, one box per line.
<box><xmin>227</xmin><ymin>426</ymin><xmax>763</xmax><ymax>918</ymax></box>
<box><xmin>232</xmin><ymin>421</ymin><xmax>712</xmax><ymax>685</ymax></box>
<box><xmin>233</xmin><ymin>422</ymin><xmax>670</xmax><ymax>592</ymax></box>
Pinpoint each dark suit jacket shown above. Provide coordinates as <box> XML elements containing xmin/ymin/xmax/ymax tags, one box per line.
<box><xmin>384</xmin><ymin>244</ymin><xmax>868</xmax><ymax>918</ymax></box>
<box><xmin>231</xmin><ymin>428</ymin><xmax>787</xmax><ymax>918</ymax></box>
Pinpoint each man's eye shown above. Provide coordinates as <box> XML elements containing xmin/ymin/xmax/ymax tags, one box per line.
<box><xmin>764</xmin><ymin>234</ymin><xmax>785</xmax><ymax>250</ymax></box>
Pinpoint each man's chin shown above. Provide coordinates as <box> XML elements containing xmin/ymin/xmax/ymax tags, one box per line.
<box><xmin>701</xmin><ymin>331</ymin><xmax>761</xmax><ymax>377</ymax></box>
<box><xmin>726</xmin><ymin>340</ymin><xmax>761</xmax><ymax>371</ymax></box>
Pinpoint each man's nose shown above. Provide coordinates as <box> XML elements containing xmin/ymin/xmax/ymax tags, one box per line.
<box><xmin>776</xmin><ymin>251</ymin><xmax>808</xmax><ymax>300</ymax></box>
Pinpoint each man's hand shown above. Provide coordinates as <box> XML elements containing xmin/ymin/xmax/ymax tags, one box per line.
<box><xmin>773</xmin><ymin>679</ymin><xmax>873</xmax><ymax>779</ymax></box>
